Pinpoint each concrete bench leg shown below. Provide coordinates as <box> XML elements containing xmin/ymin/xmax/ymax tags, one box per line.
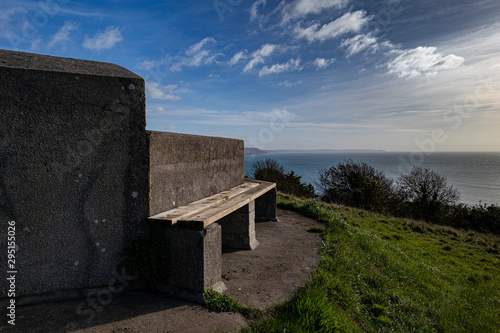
<box><xmin>220</xmin><ymin>201</ymin><xmax>259</xmax><ymax>250</ymax></box>
<box><xmin>162</xmin><ymin>223</ymin><xmax>225</xmax><ymax>296</ymax></box>
<box><xmin>255</xmin><ymin>188</ymin><xmax>278</xmax><ymax>222</ymax></box>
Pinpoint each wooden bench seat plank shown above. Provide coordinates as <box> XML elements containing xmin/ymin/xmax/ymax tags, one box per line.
<box><xmin>148</xmin><ymin>182</ymin><xmax>260</xmax><ymax>223</ymax></box>
<box><xmin>177</xmin><ymin>182</ymin><xmax>275</xmax><ymax>229</ymax></box>
<box><xmin>148</xmin><ymin>180</ymin><xmax>276</xmax><ymax>229</ymax></box>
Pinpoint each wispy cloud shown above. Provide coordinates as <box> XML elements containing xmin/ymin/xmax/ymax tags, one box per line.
<box><xmin>148</xmin><ymin>106</ymin><xmax>220</xmax><ymax>116</ymax></box>
<box><xmin>341</xmin><ymin>34</ymin><xmax>379</xmax><ymax>56</ymax></box>
<box><xmin>250</xmin><ymin>0</ymin><xmax>267</xmax><ymax>22</ymax></box>
<box><xmin>287</xmin><ymin>121</ymin><xmax>383</xmax><ymax>130</ymax></box>
<box><xmin>313</xmin><ymin>57</ymin><xmax>336</xmax><ymax>69</ymax></box>
<box><xmin>229</xmin><ymin>50</ymin><xmax>247</xmax><ymax>66</ymax></box>
<box><xmin>387</xmin><ymin>46</ymin><xmax>465</xmax><ymax>79</ymax></box>
<box><xmin>279</xmin><ymin>80</ymin><xmax>303</xmax><ymax>87</ymax></box>
<box><xmin>244</xmin><ymin>56</ymin><xmax>265</xmax><ymax>72</ymax></box>
<box><xmin>146</xmin><ymin>82</ymin><xmax>187</xmax><ymax>101</ymax></box>
<box><xmin>83</xmin><ymin>26</ymin><xmax>123</xmax><ymax>51</ymax></box>
<box><xmin>283</xmin><ymin>0</ymin><xmax>350</xmax><ymax>22</ymax></box>
<box><xmin>259</xmin><ymin>58</ymin><xmax>302</xmax><ymax>76</ymax></box>
<box><xmin>170</xmin><ymin>37</ymin><xmax>222</xmax><ymax>71</ymax></box>
<box><xmin>138</xmin><ymin>38</ymin><xmax>222</xmax><ymax>73</ymax></box>
<box><xmin>48</xmin><ymin>21</ymin><xmax>78</xmax><ymax>49</ymax></box>
<box><xmin>252</xmin><ymin>43</ymin><xmax>278</xmax><ymax>57</ymax></box>
<box><xmin>186</xmin><ymin>37</ymin><xmax>215</xmax><ymax>56</ymax></box>
<box><xmin>0</xmin><ymin>7</ymin><xmax>27</xmax><ymax>40</ymax></box>
<box><xmin>185</xmin><ymin>108</ymin><xmax>297</xmax><ymax>127</ymax></box>
<box><xmin>294</xmin><ymin>11</ymin><xmax>373</xmax><ymax>42</ymax></box>
<box><xmin>243</xmin><ymin>43</ymin><xmax>278</xmax><ymax>72</ymax></box>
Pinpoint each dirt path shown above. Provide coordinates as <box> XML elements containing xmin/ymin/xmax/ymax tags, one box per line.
<box><xmin>1</xmin><ymin>209</ymin><xmax>324</xmax><ymax>333</ymax></box>
<box><xmin>222</xmin><ymin>209</ymin><xmax>324</xmax><ymax>309</ymax></box>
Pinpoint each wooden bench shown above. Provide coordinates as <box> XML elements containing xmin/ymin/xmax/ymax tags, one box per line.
<box><xmin>147</xmin><ymin>179</ymin><xmax>277</xmax><ymax>298</ymax></box>
<box><xmin>149</xmin><ymin>179</ymin><xmax>276</xmax><ymax>250</ymax></box>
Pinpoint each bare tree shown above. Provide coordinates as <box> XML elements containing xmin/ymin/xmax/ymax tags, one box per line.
<box><xmin>396</xmin><ymin>167</ymin><xmax>460</xmax><ymax>221</ymax></box>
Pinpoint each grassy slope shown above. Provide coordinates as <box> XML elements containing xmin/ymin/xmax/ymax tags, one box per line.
<box><xmin>241</xmin><ymin>195</ymin><xmax>500</xmax><ymax>332</ymax></box>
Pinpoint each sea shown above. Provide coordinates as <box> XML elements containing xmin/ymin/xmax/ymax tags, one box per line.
<box><xmin>244</xmin><ymin>152</ymin><xmax>500</xmax><ymax>207</ymax></box>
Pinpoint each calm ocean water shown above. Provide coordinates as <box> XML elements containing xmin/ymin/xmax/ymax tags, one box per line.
<box><xmin>244</xmin><ymin>152</ymin><xmax>500</xmax><ymax>206</ymax></box>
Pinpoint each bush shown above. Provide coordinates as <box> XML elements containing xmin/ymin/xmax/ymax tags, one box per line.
<box><xmin>252</xmin><ymin>158</ymin><xmax>316</xmax><ymax>198</ymax></box>
<box><xmin>448</xmin><ymin>203</ymin><xmax>500</xmax><ymax>234</ymax></box>
<box><xmin>252</xmin><ymin>158</ymin><xmax>285</xmax><ymax>183</ymax></box>
<box><xmin>396</xmin><ymin>167</ymin><xmax>460</xmax><ymax>222</ymax></box>
<box><xmin>317</xmin><ymin>160</ymin><xmax>394</xmax><ymax>212</ymax></box>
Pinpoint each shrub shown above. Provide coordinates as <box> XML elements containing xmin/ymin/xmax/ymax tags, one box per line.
<box><xmin>448</xmin><ymin>203</ymin><xmax>500</xmax><ymax>234</ymax></box>
<box><xmin>252</xmin><ymin>158</ymin><xmax>285</xmax><ymax>183</ymax></box>
<box><xmin>252</xmin><ymin>158</ymin><xmax>316</xmax><ymax>198</ymax></box>
<box><xmin>396</xmin><ymin>167</ymin><xmax>460</xmax><ymax>222</ymax></box>
<box><xmin>317</xmin><ymin>160</ymin><xmax>394</xmax><ymax>212</ymax></box>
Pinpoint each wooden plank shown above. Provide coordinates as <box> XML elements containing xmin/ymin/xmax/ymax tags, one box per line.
<box><xmin>148</xmin><ymin>182</ymin><xmax>259</xmax><ymax>222</ymax></box>
<box><xmin>148</xmin><ymin>180</ymin><xmax>276</xmax><ymax>229</ymax></box>
<box><xmin>177</xmin><ymin>182</ymin><xmax>276</xmax><ymax>229</ymax></box>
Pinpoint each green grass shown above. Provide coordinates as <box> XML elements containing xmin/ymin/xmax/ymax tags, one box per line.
<box><xmin>239</xmin><ymin>194</ymin><xmax>500</xmax><ymax>332</ymax></box>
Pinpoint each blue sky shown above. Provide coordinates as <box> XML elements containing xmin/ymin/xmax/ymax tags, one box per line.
<box><xmin>1</xmin><ymin>0</ymin><xmax>500</xmax><ymax>151</ymax></box>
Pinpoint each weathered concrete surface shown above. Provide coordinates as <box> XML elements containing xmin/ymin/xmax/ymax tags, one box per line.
<box><xmin>220</xmin><ymin>201</ymin><xmax>259</xmax><ymax>250</ymax></box>
<box><xmin>158</xmin><ymin>223</ymin><xmax>223</xmax><ymax>293</ymax></box>
<box><xmin>0</xmin><ymin>291</ymin><xmax>248</xmax><ymax>333</ymax></box>
<box><xmin>255</xmin><ymin>187</ymin><xmax>278</xmax><ymax>222</ymax></box>
<box><xmin>0</xmin><ymin>50</ymin><xmax>149</xmax><ymax>298</ymax></box>
<box><xmin>148</xmin><ymin>131</ymin><xmax>244</xmax><ymax>216</ymax></box>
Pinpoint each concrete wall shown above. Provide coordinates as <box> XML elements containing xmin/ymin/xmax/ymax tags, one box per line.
<box><xmin>148</xmin><ymin>131</ymin><xmax>244</xmax><ymax>216</ymax></box>
<box><xmin>0</xmin><ymin>50</ymin><xmax>149</xmax><ymax>298</ymax></box>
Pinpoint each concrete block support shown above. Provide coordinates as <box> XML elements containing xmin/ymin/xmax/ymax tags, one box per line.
<box><xmin>220</xmin><ymin>201</ymin><xmax>259</xmax><ymax>250</ymax></box>
<box><xmin>163</xmin><ymin>223</ymin><xmax>224</xmax><ymax>292</ymax></box>
<box><xmin>255</xmin><ymin>188</ymin><xmax>278</xmax><ymax>222</ymax></box>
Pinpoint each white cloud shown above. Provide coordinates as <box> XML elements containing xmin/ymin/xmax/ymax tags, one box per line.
<box><xmin>287</xmin><ymin>0</ymin><xmax>350</xmax><ymax>19</ymax></box>
<box><xmin>146</xmin><ymin>82</ymin><xmax>187</xmax><ymax>101</ymax></box>
<box><xmin>30</xmin><ymin>36</ymin><xmax>42</xmax><ymax>50</ymax></box>
<box><xmin>259</xmin><ymin>58</ymin><xmax>302</xmax><ymax>76</ymax></box>
<box><xmin>229</xmin><ymin>50</ymin><xmax>247</xmax><ymax>66</ymax></box>
<box><xmin>251</xmin><ymin>43</ymin><xmax>277</xmax><ymax>58</ymax></box>
<box><xmin>186</xmin><ymin>37</ymin><xmax>215</xmax><ymax>56</ymax></box>
<box><xmin>48</xmin><ymin>21</ymin><xmax>78</xmax><ymax>49</ymax></box>
<box><xmin>244</xmin><ymin>56</ymin><xmax>265</xmax><ymax>72</ymax></box>
<box><xmin>294</xmin><ymin>11</ymin><xmax>372</xmax><ymax>42</ymax></box>
<box><xmin>148</xmin><ymin>107</ymin><xmax>220</xmax><ymax>116</ymax></box>
<box><xmin>0</xmin><ymin>7</ymin><xmax>26</xmax><ymax>39</ymax></box>
<box><xmin>185</xmin><ymin>108</ymin><xmax>297</xmax><ymax>127</ymax></box>
<box><xmin>138</xmin><ymin>59</ymin><xmax>162</xmax><ymax>71</ymax></box>
<box><xmin>138</xmin><ymin>38</ymin><xmax>221</xmax><ymax>73</ymax></box>
<box><xmin>250</xmin><ymin>0</ymin><xmax>266</xmax><ymax>22</ymax></box>
<box><xmin>243</xmin><ymin>109</ymin><xmax>296</xmax><ymax>120</ymax></box>
<box><xmin>341</xmin><ymin>34</ymin><xmax>378</xmax><ymax>56</ymax></box>
<box><xmin>243</xmin><ymin>44</ymin><xmax>278</xmax><ymax>72</ymax></box>
<box><xmin>313</xmin><ymin>57</ymin><xmax>336</xmax><ymax>69</ymax></box>
<box><xmin>170</xmin><ymin>37</ymin><xmax>221</xmax><ymax>71</ymax></box>
<box><xmin>279</xmin><ymin>80</ymin><xmax>303</xmax><ymax>87</ymax></box>
<box><xmin>387</xmin><ymin>46</ymin><xmax>465</xmax><ymax>79</ymax></box>
<box><xmin>83</xmin><ymin>26</ymin><xmax>123</xmax><ymax>51</ymax></box>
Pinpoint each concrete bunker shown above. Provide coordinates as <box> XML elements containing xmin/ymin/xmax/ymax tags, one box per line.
<box><xmin>0</xmin><ymin>50</ymin><xmax>277</xmax><ymax>305</ymax></box>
